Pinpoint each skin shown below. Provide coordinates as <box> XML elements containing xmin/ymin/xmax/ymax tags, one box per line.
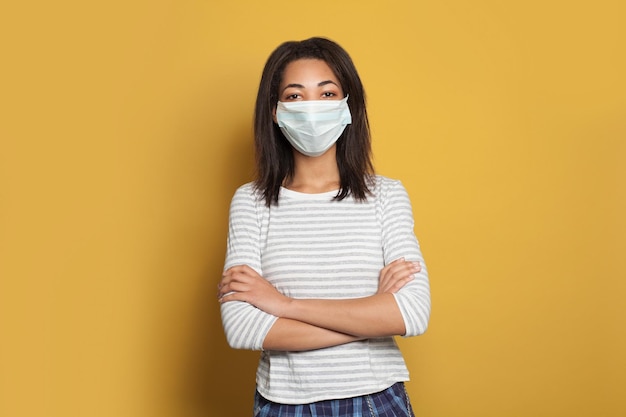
<box><xmin>273</xmin><ymin>58</ymin><xmax>344</xmax><ymax>194</ymax></box>
<box><xmin>219</xmin><ymin>59</ymin><xmax>420</xmax><ymax>351</ymax></box>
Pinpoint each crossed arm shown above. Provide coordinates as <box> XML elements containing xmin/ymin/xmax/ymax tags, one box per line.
<box><xmin>218</xmin><ymin>259</ymin><xmax>420</xmax><ymax>351</ymax></box>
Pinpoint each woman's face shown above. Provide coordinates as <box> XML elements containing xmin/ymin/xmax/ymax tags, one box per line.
<box><xmin>278</xmin><ymin>59</ymin><xmax>344</xmax><ymax>103</ymax></box>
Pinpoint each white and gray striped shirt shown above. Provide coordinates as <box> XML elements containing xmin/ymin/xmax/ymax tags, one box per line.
<box><xmin>220</xmin><ymin>175</ymin><xmax>430</xmax><ymax>404</ymax></box>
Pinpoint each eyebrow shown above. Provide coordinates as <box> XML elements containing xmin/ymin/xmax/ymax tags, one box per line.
<box><xmin>281</xmin><ymin>80</ymin><xmax>339</xmax><ymax>93</ymax></box>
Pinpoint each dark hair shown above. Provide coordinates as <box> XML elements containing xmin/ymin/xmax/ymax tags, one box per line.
<box><xmin>253</xmin><ymin>37</ymin><xmax>374</xmax><ymax>206</ymax></box>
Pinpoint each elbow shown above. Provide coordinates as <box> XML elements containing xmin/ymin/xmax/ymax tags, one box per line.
<box><xmin>223</xmin><ymin>324</ymin><xmax>265</xmax><ymax>350</ymax></box>
<box><xmin>394</xmin><ymin>293</ymin><xmax>431</xmax><ymax>337</ymax></box>
<box><xmin>220</xmin><ymin>302</ymin><xmax>276</xmax><ymax>351</ymax></box>
<box><xmin>410</xmin><ymin>319</ymin><xmax>429</xmax><ymax>337</ymax></box>
<box><xmin>224</xmin><ymin>331</ymin><xmax>242</xmax><ymax>350</ymax></box>
<box><xmin>221</xmin><ymin>317</ymin><xmax>253</xmax><ymax>350</ymax></box>
<box><xmin>403</xmin><ymin>319</ymin><xmax>429</xmax><ymax>338</ymax></box>
<box><xmin>401</xmin><ymin>302</ymin><xmax>431</xmax><ymax>337</ymax></box>
<box><xmin>224</xmin><ymin>330</ymin><xmax>259</xmax><ymax>351</ymax></box>
<box><xmin>222</xmin><ymin>320</ymin><xmax>268</xmax><ymax>351</ymax></box>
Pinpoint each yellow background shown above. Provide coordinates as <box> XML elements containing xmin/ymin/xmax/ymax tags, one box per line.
<box><xmin>1</xmin><ymin>1</ymin><xmax>624</xmax><ymax>416</ymax></box>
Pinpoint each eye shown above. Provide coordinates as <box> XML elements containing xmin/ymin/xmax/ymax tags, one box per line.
<box><xmin>321</xmin><ymin>91</ymin><xmax>337</xmax><ymax>98</ymax></box>
<box><xmin>284</xmin><ymin>93</ymin><xmax>300</xmax><ymax>101</ymax></box>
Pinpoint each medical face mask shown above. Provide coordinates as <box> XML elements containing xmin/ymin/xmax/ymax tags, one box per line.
<box><xmin>275</xmin><ymin>96</ymin><xmax>352</xmax><ymax>157</ymax></box>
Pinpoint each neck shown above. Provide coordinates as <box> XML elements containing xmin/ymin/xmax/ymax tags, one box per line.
<box><xmin>285</xmin><ymin>146</ymin><xmax>340</xmax><ymax>193</ymax></box>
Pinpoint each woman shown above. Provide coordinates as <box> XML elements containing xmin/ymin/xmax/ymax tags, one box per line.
<box><xmin>218</xmin><ymin>37</ymin><xmax>431</xmax><ymax>417</ymax></box>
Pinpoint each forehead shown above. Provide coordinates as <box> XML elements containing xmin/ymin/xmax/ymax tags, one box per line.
<box><xmin>280</xmin><ymin>59</ymin><xmax>340</xmax><ymax>86</ymax></box>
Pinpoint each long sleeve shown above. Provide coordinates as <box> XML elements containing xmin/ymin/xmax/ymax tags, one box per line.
<box><xmin>379</xmin><ymin>179</ymin><xmax>431</xmax><ymax>337</ymax></box>
<box><xmin>219</xmin><ymin>176</ymin><xmax>428</xmax><ymax>403</ymax></box>
<box><xmin>220</xmin><ymin>183</ymin><xmax>278</xmax><ymax>350</ymax></box>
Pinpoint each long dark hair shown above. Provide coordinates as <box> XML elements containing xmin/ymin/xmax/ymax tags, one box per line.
<box><xmin>253</xmin><ymin>37</ymin><xmax>374</xmax><ymax>206</ymax></box>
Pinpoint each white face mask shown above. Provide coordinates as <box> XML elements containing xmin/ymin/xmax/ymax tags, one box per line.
<box><xmin>275</xmin><ymin>96</ymin><xmax>352</xmax><ymax>157</ymax></box>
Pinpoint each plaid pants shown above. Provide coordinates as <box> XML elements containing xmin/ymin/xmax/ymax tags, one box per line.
<box><xmin>253</xmin><ymin>382</ymin><xmax>415</xmax><ymax>417</ymax></box>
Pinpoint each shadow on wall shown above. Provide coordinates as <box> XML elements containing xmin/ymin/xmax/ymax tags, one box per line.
<box><xmin>179</xmin><ymin>131</ymin><xmax>261</xmax><ymax>417</ymax></box>
<box><xmin>183</xmin><ymin>274</ymin><xmax>260</xmax><ymax>416</ymax></box>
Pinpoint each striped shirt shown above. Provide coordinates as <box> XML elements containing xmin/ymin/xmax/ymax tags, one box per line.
<box><xmin>220</xmin><ymin>175</ymin><xmax>431</xmax><ymax>404</ymax></box>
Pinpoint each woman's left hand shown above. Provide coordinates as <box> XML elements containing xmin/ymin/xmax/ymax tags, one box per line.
<box><xmin>218</xmin><ymin>265</ymin><xmax>291</xmax><ymax>317</ymax></box>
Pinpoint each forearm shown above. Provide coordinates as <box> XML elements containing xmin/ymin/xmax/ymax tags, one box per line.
<box><xmin>263</xmin><ymin>317</ymin><xmax>363</xmax><ymax>351</ymax></box>
<box><xmin>220</xmin><ymin>264</ymin><xmax>413</xmax><ymax>341</ymax></box>
<box><xmin>281</xmin><ymin>293</ymin><xmax>406</xmax><ymax>338</ymax></box>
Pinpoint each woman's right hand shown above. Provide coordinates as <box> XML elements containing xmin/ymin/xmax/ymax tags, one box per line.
<box><xmin>377</xmin><ymin>258</ymin><xmax>421</xmax><ymax>294</ymax></box>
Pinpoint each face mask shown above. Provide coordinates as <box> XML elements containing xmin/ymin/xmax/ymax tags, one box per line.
<box><xmin>275</xmin><ymin>96</ymin><xmax>352</xmax><ymax>157</ymax></box>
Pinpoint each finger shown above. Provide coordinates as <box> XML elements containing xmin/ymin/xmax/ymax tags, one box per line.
<box><xmin>224</xmin><ymin>265</ymin><xmax>244</xmax><ymax>273</ymax></box>
<box><xmin>388</xmin><ymin>260</ymin><xmax>420</xmax><ymax>277</ymax></box>
<box><xmin>378</xmin><ymin>260</ymin><xmax>419</xmax><ymax>293</ymax></box>
<box><xmin>383</xmin><ymin>258</ymin><xmax>416</xmax><ymax>273</ymax></box>
<box><xmin>217</xmin><ymin>279</ymin><xmax>239</xmax><ymax>298</ymax></box>
<box><xmin>379</xmin><ymin>258</ymin><xmax>404</xmax><ymax>281</ymax></box>
<box><xmin>218</xmin><ymin>281</ymin><xmax>246</xmax><ymax>299</ymax></box>
<box><xmin>218</xmin><ymin>291</ymin><xmax>243</xmax><ymax>304</ymax></box>
<box><xmin>224</xmin><ymin>264</ymin><xmax>255</xmax><ymax>276</ymax></box>
<box><xmin>217</xmin><ymin>284</ymin><xmax>227</xmax><ymax>298</ymax></box>
<box><xmin>380</xmin><ymin>261</ymin><xmax>415</xmax><ymax>284</ymax></box>
<box><xmin>381</xmin><ymin>275</ymin><xmax>415</xmax><ymax>294</ymax></box>
<box><xmin>221</xmin><ymin>270</ymin><xmax>251</xmax><ymax>286</ymax></box>
<box><xmin>392</xmin><ymin>275</ymin><xmax>415</xmax><ymax>291</ymax></box>
<box><xmin>218</xmin><ymin>279</ymin><xmax>250</xmax><ymax>298</ymax></box>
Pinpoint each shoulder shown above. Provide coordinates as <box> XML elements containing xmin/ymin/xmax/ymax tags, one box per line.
<box><xmin>230</xmin><ymin>182</ymin><xmax>263</xmax><ymax>210</ymax></box>
<box><xmin>370</xmin><ymin>175</ymin><xmax>414</xmax><ymax>216</ymax></box>
<box><xmin>231</xmin><ymin>182</ymin><xmax>262</xmax><ymax>200</ymax></box>
<box><xmin>371</xmin><ymin>175</ymin><xmax>406</xmax><ymax>198</ymax></box>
